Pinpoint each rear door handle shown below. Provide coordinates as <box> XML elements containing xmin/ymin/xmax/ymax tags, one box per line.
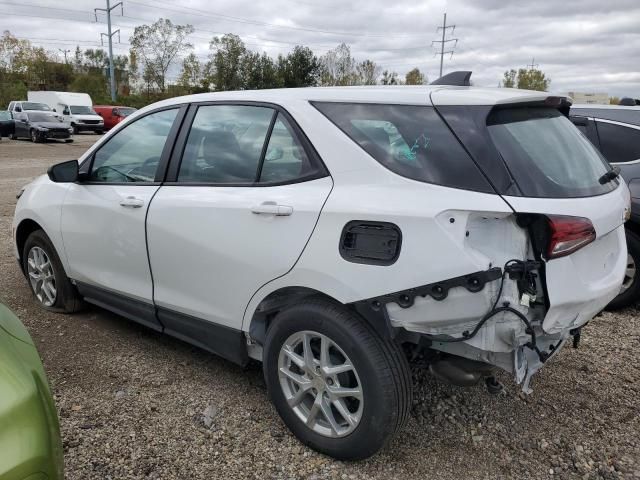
<box><xmin>119</xmin><ymin>196</ymin><xmax>145</xmax><ymax>208</ymax></box>
<box><xmin>251</xmin><ymin>201</ymin><xmax>293</xmax><ymax>216</ymax></box>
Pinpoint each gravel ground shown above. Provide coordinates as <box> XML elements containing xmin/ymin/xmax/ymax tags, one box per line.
<box><xmin>0</xmin><ymin>135</ymin><xmax>639</xmax><ymax>479</ymax></box>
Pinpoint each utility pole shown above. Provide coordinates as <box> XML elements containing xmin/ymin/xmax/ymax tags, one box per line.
<box><xmin>432</xmin><ymin>13</ymin><xmax>458</xmax><ymax>78</ymax></box>
<box><xmin>527</xmin><ymin>57</ymin><xmax>539</xmax><ymax>70</ymax></box>
<box><xmin>95</xmin><ymin>0</ymin><xmax>123</xmax><ymax>102</ymax></box>
<box><xmin>58</xmin><ymin>49</ymin><xmax>71</xmax><ymax>64</ymax></box>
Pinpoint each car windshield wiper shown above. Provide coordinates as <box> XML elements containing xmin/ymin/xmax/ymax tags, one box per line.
<box><xmin>599</xmin><ymin>166</ymin><xmax>620</xmax><ymax>185</ymax></box>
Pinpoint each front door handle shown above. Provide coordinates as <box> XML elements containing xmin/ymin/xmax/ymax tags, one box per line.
<box><xmin>119</xmin><ymin>196</ymin><xmax>145</xmax><ymax>208</ymax></box>
<box><xmin>251</xmin><ymin>201</ymin><xmax>293</xmax><ymax>216</ymax></box>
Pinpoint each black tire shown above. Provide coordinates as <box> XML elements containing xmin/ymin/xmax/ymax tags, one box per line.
<box><xmin>72</xmin><ymin>124</ymin><xmax>78</xmax><ymax>135</ymax></box>
<box><xmin>30</xmin><ymin>129</ymin><xmax>39</xmax><ymax>143</ymax></box>
<box><xmin>22</xmin><ymin>230</ymin><xmax>83</xmax><ymax>313</ymax></box>
<box><xmin>8</xmin><ymin>133</ymin><xmax>17</xmax><ymax>140</ymax></box>
<box><xmin>263</xmin><ymin>297</ymin><xmax>411</xmax><ymax>460</ymax></box>
<box><xmin>606</xmin><ymin>229</ymin><xmax>640</xmax><ymax>310</ymax></box>
<box><xmin>95</xmin><ymin>129</ymin><xmax>104</xmax><ymax>135</ymax></box>
<box><xmin>65</xmin><ymin>138</ymin><xmax>74</xmax><ymax>143</ymax></box>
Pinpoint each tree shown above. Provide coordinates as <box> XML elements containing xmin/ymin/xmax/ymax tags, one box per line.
<box><xmin>208</xmin><ymin>33</ymin><xmax>247</xmax><ymax>91</ymax></box>
<box><xmin>517</xmin><ymin>68</ymin><xmax>550</xmax><ymax>91</ymax></box>
<box><xmin>178</xmin><ymin>52</ymin><xmax>202</xmax><ymax>90</ymax></box>
<box><xmin>405</xmin><ymin>67</ymin><xmax>426</xmax><ymax>85</ymax></box>
<box><xmin>355</xmin><ymin>59</ymin><xmax>379</xmax><ymax>85</ymax></box>
<box><xmin>130</xmin><ymin>18</ymin><xmax>194</xmax><ymax>92</ymax></box>
<box><xmin>501</xmin><ymin>67</ymin><xmax>550</xmax><ymax>91</ymax></box>
<box><xmin>502</xmin><ymin>69</ymin><xmax>517</xmax><ymax>88</ymax></box>
<box><xmin>609</xmin><ymin>96</ymin><xmax>620</xmax><ymax>105</ymax></box>
<box><xmin>319</xmin><ymin>43</ymin><xmax>356</xmax><ymax>86</ymax></box>
<box><xmin>380</xmin><ymin>70</ymin><xmax>400</xmax><ymax>85</ymax></box>
<box><xmin>279</xmin><ymin>46</ymin><xmax>319</xmax><ymax>88</ymax></box>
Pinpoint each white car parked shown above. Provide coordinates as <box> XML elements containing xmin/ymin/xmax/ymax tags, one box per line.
<box><xmin>13</xmin><ymin>73</ymin><xmax>629</xmax><ymax>459</ymax></box>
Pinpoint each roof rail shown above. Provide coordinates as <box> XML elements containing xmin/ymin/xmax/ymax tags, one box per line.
<box><xmin>431</xmin><ymin>71</ymin><xmax>472</xmax><ymax>87</ymax></box>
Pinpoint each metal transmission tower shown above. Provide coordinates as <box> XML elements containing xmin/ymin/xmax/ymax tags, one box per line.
<box><xmin>94</xmin><ymin>0</ymin><xmax>123</xmax><ymax>102</ymax></box>
<box><xmin>432</xmin><ymin>13</ymin><xmax>458</xmax><ymax>78</ymax></box>
<box><xmin>527</xmin><ymin>58</ymin><xmax>539</xmax><ymax>70</ymax></box>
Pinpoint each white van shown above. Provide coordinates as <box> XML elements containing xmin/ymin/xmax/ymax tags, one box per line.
<box><xmin>27</xmin><ymin>92</ymin><xmax>104</xmax><ymax>134</ymax></box>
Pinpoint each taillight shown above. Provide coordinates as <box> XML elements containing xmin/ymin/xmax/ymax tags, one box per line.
<box><xmin>546</xmin><ymin>215</ymin><xmax>595</xmax><ymax>259</ymax></box>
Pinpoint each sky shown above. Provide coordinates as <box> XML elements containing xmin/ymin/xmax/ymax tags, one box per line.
<box><xmin>1</xmin><ymin>0</ymin><xmax>639</xmax><ymax>97</ymax></box>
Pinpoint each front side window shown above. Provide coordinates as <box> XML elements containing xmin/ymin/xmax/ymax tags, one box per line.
<box><xmin>487</xmin><ymin>107</ymin><xmax>616</xmax><ymax>197</ymax></box>
<box><xmin>313</xmin><ymin>102</ymin><xmax>493</xmax><ymax>192</ymax></box>
<box><xmin>178</xmin><ymin>105</ymin><xmax>274</xmax><ymax>183</ymax></box>
<box><xmin>595</xmin><ymin>122</ymin><xmax>640</xmax><ymax>163</ymax></box>
<box><xmin>89</xmin><ymin>108</ymin><xmax>178</xmax><ymax>183</ymax></box>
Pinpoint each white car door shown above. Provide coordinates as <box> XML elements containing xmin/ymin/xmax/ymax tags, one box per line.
<box><xmin>60</xmin><ymin>107</ymin><xmax>184</xmax><ymax>330</ymax></box>
<box><xmin>146</xmin><ymin>104</ymin><xmax>332</xmax><ymax>340</ymax></box>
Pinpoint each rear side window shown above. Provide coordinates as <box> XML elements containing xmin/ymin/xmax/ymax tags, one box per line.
<box><xmin>487</xmin><ymin>107</ymin><xmax>617</xmax><ymax>198</ymax></box>
<box><xmin>595</xmin><ymin>122</ymin><xmax>640</xmax><ymax>163</ymax></box>
<box><xmin>312</xmin><ymin>102</ymin><xmax>493</xmax><ymax>193</ymax></box>
<box><xmin>178</xmin><ymin>105</ymin><xmax>274</xmax><ymax>183</ymax></box>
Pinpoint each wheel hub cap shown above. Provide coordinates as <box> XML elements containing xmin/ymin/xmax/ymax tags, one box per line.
<box><xmin>27</xmin><ymin>246</ymin><xmax>56</xmax><ymax>307</ymax></box>
<box><xmin>621</xmin><ymin>253</ymin><xmax>636</xmax><ymax>293</ymax></box>
<box><xmin>278</xmin><ymin>330</ymin><xmax>363</xmax><ymax>438</ymax></box>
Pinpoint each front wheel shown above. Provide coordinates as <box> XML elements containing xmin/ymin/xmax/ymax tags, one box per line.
<box><xmin>22</xmin><ymin>230</ymin><xmax>83</xmax><ymax>313</ymax></box>
<box><xmin>263</xmin><ymin>297</ymin><xmax>411</xmax><ymax>460</ymax></box>
<box><xmin>607</xmin><ymin>229</ymin><xmax>640</xmax><ymax>310</ymax></box>
<box><xmin>30</xmin><ymin>129</ymin><xmax>39</xmax><ymax>143</ymax></box>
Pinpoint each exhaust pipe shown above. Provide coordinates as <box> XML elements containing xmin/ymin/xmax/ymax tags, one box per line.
<box><xmin>429</xmin><ymin>356</ymin><xmax>495</xmax><ymax>387</ymax></box>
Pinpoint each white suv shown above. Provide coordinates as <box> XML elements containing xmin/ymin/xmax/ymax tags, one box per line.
<box><xmin>12</xmin><ymin>74</ymin><xmax>629</xmax><ymax>460</ymax></box>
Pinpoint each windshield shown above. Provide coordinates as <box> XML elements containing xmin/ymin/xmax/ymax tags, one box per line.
<box><xmin>116</xmin><ymin>107</ymin><xmax>136</xmax><ymax>117</ymax></box>
<box><xmin>70</xmin><ymin>105</ymin><xmax>97</xmax><ymax>115</ymax></box>
<box><xmin>0</xmin><ymin>111</ymin><xmax>11</xmax><ymax>121</ymax></box>
<box><xmin>27</xmin><ymin>112</ymin><xmax>62</xmax><ymax>123</ymax></box>
<box><xmin>487</xmin><ymin>107</ymin><xmax>617</xmax><ymax>198</ymax></box>
<box><xmin>23</xmin><ymin>102</ymin><xmax>51</xmax><ymax>111</ymax></box>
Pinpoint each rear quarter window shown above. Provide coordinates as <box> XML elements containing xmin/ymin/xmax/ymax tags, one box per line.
<box><xmin>312</xmin><ymin>102</ymin><xmax>494</xmax><ymax>193</ymax></box>
<box><xmin>595</xmin><ymin>122</ymin><xmax>640</xmax><ymax>163</ymax></box>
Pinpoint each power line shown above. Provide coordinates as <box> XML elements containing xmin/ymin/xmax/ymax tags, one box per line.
<box><xmin>432</xmin><ymin>12</ymin><xmax>458</xmax><ymax>78</ymax></box>
<box><xmin>125</xmin><ymin>0</ymin><xmax>430</xmax><ymax>38</ymax></box>
<box><xmin>526</xmin><ymin>57</ymin><xmax>539</xmax><ymax>70</ymax></box>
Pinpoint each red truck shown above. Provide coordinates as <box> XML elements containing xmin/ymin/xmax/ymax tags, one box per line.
<box><xmin>93</xmin><ymin>105</ymin><xmax>137</xmax><ymax>130</ymax></box>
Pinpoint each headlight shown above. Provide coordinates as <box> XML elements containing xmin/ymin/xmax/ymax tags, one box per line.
<box><xmin>38</xmin><ymin>127</ymin><xmax>49</xmax><ymax>132</ymax></box>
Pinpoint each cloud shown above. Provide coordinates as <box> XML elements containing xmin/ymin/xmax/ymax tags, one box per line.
<box><xmin>1</xmin><ymin>0</ymin><xmax>638</xmax><ymax>96</ymax></box>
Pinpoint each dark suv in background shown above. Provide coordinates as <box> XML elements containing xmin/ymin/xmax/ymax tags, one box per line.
<box><xmin>571</xmin><ymin>104</ymin><xmax>640</xmax><ymax>308</ymax></box>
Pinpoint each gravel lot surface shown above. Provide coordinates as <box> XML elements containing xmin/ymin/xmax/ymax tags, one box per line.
<box><xmin>0</xmin><ymin>135</ymin><xmax>639</xmax><ymax>479</ymax></box>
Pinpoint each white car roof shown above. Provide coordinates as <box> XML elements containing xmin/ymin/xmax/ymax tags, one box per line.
<box><xmin>140</xmin><ymin>85</ymin><xmax>568</xmax><ymax>114</ymax></box>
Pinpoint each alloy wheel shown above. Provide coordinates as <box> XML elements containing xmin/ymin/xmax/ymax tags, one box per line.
<box><xmin>278</xmin><ymin>330</ymin><xmax>363</xmax><ymax>438</ymax></box>
<box><xmin>621</xmin><ymin>253</ymin><xmax>636</xmax><ymax>293</ymax></box>
<box><xmin>27</xmin><ymin>246</ymin><xmax>57</xmax><ymax>307</ymax></box>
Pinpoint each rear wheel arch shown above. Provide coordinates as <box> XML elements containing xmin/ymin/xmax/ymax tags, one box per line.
<box><xmin>247</xmin><ymin>286</ymin><xmax>397</xmax><ymax>345</ymax></box>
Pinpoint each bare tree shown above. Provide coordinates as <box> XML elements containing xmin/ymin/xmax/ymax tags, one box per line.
<box><xmin>130</xmin><ymin>18</ymin><xmax>194</xmax><ymax>92</ymax></box>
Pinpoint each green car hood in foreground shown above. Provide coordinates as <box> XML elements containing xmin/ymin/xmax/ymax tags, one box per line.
<box><xmin>0</xmin><ymin>302</ymin><xmax>63</xmax><ymax>480</ymax></box>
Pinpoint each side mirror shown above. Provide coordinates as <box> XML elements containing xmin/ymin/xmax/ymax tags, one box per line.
<box><xmin>47</xmin><ymin>160</ymin><xmax>79</xmax><ymax>183</ymax></box>
<box><xmin>52</xmin><ymin>108</ymin><xmax>56</xmax><ymax>112</ymax></box>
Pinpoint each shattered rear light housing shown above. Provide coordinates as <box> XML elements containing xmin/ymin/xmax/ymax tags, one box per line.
<box><xmin>546</xmin><ymin>215</ymin><xmax>596</xmax><ymax>259</ymax></box>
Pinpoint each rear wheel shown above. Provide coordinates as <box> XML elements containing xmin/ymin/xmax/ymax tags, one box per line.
<box><xmin>22</xmin><ymin>230</ymin><xmax>83</xmax><ymax>313</ymax></box>
<box><xmin>263</xmin><ymin>297</ymin><xmax>411</xmax><ymax>460</ymax></box>
<box><xmin>607</xmin><ymin>229</ymin><xmax>640</xmax><ymax>310</ymax></box>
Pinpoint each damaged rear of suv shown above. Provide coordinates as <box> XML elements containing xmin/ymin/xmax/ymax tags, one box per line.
<box><xmin>250</xmin><ymin>76</ymin><xmax>628</xmax><ymax>459</ymax></box>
